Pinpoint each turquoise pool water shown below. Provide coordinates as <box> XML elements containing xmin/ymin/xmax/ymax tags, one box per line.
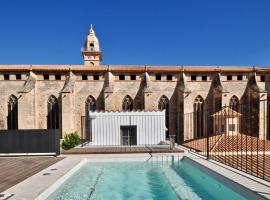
<box><xmin>49</xmin><ymin>157</ymin><xmax>248</xmax><ymax>200</ymax></box>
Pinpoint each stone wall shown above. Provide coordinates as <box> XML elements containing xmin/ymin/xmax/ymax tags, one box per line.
<box><xmin>0</xmin><ymin>70</ymin><xmax>269</xmax><ymax>142</ymax></box>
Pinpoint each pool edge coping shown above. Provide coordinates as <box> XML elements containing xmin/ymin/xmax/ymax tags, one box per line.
<box><xmin>35</xmin><ymin>158</ymin><xmax>88</xmax><ymax>200</ymax></box>
<box><xmin>181</xmin><ymin>149</ymin><xmax>270</xmax><ymax>200</ymax></box>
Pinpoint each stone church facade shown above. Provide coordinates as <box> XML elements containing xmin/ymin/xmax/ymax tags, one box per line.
<box><xmin>0</xmin><ymin>25</ymin><xmax>269</xmax><ymax>143</ymax></box>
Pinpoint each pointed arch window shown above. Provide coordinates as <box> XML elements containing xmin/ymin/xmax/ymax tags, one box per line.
<box><xmin>158</xmin><ymin>95</ymin><xmax>169</xmax><ymax>111</ymax></box>
<box><xmin>86</xmin><ymin>95</ymin><xmax>96</xmax><ymax>113</ymax></box>
<box><xmin>158</xmin><ymin>95</ymin><xmax>169</xmax><ymax>136</ymax></box>
<box><xmin>7</xmin><ymin>95</ymin><xmax>18</xmax><ymax>129</ymax></box>
<box><xmin>122</xmin><ymin>95</ymin><xmax>133</xmax><ymax>111</ymax></box>
<box><xmin>194</xmin><ymin>95</ymin><xmax>204</xmax><ymax>138</ymax></box>
<box><xmin>230</xmin><ymin>95</ymin><xmax>240</xmax><ymax>111</ymax></box>
<box><xmin>85</xmin><ymin>95</ymin><xmax>96</xmax><ymax>141</ymax></box>
<box><xmin>47</xmin><ymin>95</ymin><xmax>59</xmax><ymax>129</ymax></box>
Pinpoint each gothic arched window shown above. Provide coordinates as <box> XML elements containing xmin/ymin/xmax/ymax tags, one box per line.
<box><xmin>158</xmin><ymin>95</ymin><xmax>169</xmax><ymax>136</ymax></box>
<box><xmin>122</xmin><ymin>95</ymin><xmax>133</xmax><ymax>111</ymax></box>
<box><xmin>230</xmin><ymin>95</ymin><xmax>240</xmax><ymax>111</ymax></box>
<box><xmin>47</xmin><ymin>95</ymin><xmax>59</xmax><ymax>129</ymax></box>
<box><xmin>7</xmin><ymin>95</ymin><xmax>18</xmax><ymax>130</ymax></box>
<box><xmin>194</xmin><ymin>95</ymin><xmax>204</xmax><ymax>138</ymax></box>
<box><xmin>85</xmin><ymin>95</ymin><xmax>96</xmax><ymax>141</ymax></box>
<box><xmin>85</xmin><ymin>95</ymin><xmax>96</xmax><ymax>113</ymax></box>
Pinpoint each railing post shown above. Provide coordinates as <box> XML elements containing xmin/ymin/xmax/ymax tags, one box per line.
<box><xmin>206</xmin><ymin>115</ymin><xmax>210</xmax><ymax>159</ymax></box>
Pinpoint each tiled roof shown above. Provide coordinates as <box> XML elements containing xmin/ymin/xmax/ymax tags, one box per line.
<box><xmin>182</xmin><ymin>134</ymin><xmax>270</xmax><ymax>153</ymax></box>
<box><xmin>182</xmin><ymin>134</ymin><xmax>270</xmax><ymax>181</ymax></box>
<box><xmin>0</xmin><ymin>65</ymin><xmax>269</xmax><ymax>73</ymax></box>
<box><xmin>212</xmin><ymin>107</ymin><xmax>242</xmax><ymax>117</ymax></box>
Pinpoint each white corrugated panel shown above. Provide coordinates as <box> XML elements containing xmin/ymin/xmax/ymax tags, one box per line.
<box><xmin>88</xmin><ymin>111</ymin><xmax>166</xmax><ymax>145</ymax></box>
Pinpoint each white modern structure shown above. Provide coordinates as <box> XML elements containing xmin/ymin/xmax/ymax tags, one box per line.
<box><xmin>88</xmin><ymin>111</ymin><xmax>166</xmax><ymax>145</ymax></box>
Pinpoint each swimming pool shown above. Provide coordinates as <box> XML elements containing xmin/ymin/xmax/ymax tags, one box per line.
<box><xmin>48</xmin><ymin>157</ymin><xmax>258</xmax><ymax>200</ymax></box>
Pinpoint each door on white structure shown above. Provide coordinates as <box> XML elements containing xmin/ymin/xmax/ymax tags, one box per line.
<box><xmin>120</xmin><ymin>126</ymin><xmax>137</xmax><ymax>146</ymax></box>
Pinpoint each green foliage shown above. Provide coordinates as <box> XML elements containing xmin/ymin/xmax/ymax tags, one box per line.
<box><xmin>61</xmin><ymin>131</ymin><xmax>80</xmax><ymax>150</ymax></box>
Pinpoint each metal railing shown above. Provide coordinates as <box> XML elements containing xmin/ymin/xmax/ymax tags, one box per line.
<box><xmin>180</xmin><ymin>99</ymin><xmax>270</xmax><ymax>182</ymax></box>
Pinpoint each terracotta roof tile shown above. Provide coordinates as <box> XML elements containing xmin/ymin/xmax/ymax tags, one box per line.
<box><xmin>212</xmin><ymin>107</ymin><xmax>242</xmax><ymax>117</ymax></box>
<box><xmin>0</xmin><ymin>65</ymin><xmax>269</xmax><ymax>73</ymax></box>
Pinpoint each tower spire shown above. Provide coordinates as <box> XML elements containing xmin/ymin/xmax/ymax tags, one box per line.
<box><xmin>82</xmin><ymin>24</ymin><xmax>102</xmax><ymax>66</ymax></box>
<box><xmin>89</xmin><ymin>24</ymin><xmax>94</xmax><ymax>34</ymax></box>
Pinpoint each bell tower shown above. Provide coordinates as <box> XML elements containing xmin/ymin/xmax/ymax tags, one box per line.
<box><xmin>82</xmin><ymin>24</ymin><xmax>102</xmax><ymax>66</ymax></box>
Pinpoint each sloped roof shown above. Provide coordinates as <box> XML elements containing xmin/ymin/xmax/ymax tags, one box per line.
<box><xmin>212</xmin><ymin>107</ymin><xmax>241</xmax><ymax>117</ymax></box>
<box><xmin>0</xmin><ymin>65</ymin><xmax>269</xmax><ymax>73</ymax></box>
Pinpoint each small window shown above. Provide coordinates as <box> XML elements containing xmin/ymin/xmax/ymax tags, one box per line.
<box><xmin>191</xmin><ymin>75</ymin><xmax>197</xmax><ymax>81</ymax></box>
<box><xmin>167</xmin><ymin>75</ymin><xmax>172</xmax><ymax>80</ymax></box>
<box><xmin>156</xmin><ymin>74</ymin><xmax>161</xmax><ymax>80</ymax></box>
<box><xmin>237</xmin><ymin>75</ymin><xmax>243</xmax><ymax>80</ymax></box>
<box><xmin>43</xmin><ymin>74</ymin><xmax>49</xmax><ymax>80</ymax></box>
<box><xmin>89</xmin><ymin>43</ymin><xmax>94</xmax><ymax>51</ymax></box>
<box><xmin>119</xmin><ymin>74</ymin><xmax>125</xmax><ymax>80</ymax></box>
<box><xmin>202</xmin><ymin>76</ymin><xmax>207</xmax><ymax>81</ymax></box>
<box><xmin>227</xmin><ymin>75</ymin><xmax>232</xmax><ymax>80</ymax></box>
<box><xmin>93</xmin><ymin>74</ymin><xmax>99</xmax><ymax>80</ymax></box>
<box><xmin>55</xmin><ymin>74</ymin><xmax>61</xmax><ymax>80</ymax></box>
<box><xmin>261</xmin><ymin>75</ymin><xmax>265</xmax><ymax>82</ymax></box>
<box><xmin>16</xmin><ymin>74</ymin><xmax>21</xmax><ymax>80</ymax></box>
<box><xmin>4</xmin><ymin>74</ymin><xmax>9</xmax><ymax>80</ymax></box>
<box><xmin>221</xmin><ymin>125</ymin><xmax>225</xmax><ymax>132</ymax></box>
<box><xmin>130</xmin><ymin>74</ymin><xmax>136</xmax><ymax>80</ymax></box>
<box><xmin>228</xmin><ymin>124</ymin><xmax>235</xmax><ymax>132</ymax></box>
<box><xmin>82</xmin><ymin>74</ymin><xmax>88</xmax><ymax>80</ymax></box>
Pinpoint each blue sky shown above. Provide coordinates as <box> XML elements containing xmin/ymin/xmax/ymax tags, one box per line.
<box><xmin>0</xmin><ymin>0</ymin><xmax>270</xmax><ymax>66</ymax></box>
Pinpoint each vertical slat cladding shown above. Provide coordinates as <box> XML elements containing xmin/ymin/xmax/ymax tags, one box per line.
<box><xmin>150</xmin><ymin>115</ymin><xmax>153</xmax><ymax>144</ymax></box>
<box><xmin>147</xmin><ymin>114</ymin><xmax>150</xmax><ymax>144</ymax></box>
<box><xmin>139</xmin><ymin>115</ymin><xmax>143</xmax><ymax>145</ymax></box>
<box><xmin>104</xmin><ymin>116</ymin><xmax>108</xmax><ymax>145</ymax></box>
<box><xmin>112</xmin><ymin>115</ymin><xmax>116</xmax><ymax>145</ymax></box>
<box><xmin>160</xmin><ymin>114</ymin><xmax>163</xmax><ymax>142</ymax></box>
<box><xmin>113</xmin><ymin>115</ymin><xmax>116</xmax><ymax>145</ymax></box>
<box><xmin>107</xmin><ymin>115</ymin><xmax>110</xmax><ymax>145</ymax></box>
<box><xmin>101</xmin><ymin>116</ymin><xmax>104</xmax><ymax>145</ymax></box>
<box><xmin>92</xmin><ymin>116</ymin><xmax>96</xmax><ymax>145</ymax></box>
<box><xmin>100</xmin><ymin>116</ymin><xmax>103</xmax><ymax>145</ymax></box>
<box><xmin>99</xmin><ymin>115</ymin><xmax>102</xmax><ymax>145</ymax></box>
<box><xmin>100</xmin><ymin>116</ymin><xmax>104</xmax><ymax>145</ymax></box>
<box><xmin>114</xmin><ymin>115</ymin><xmax>118</xmax><ymax>145</ymax></box>
<box><xmin>92</xmin><ymin>117</ymin><xmax>95</xmax><ymax>144</ymax></box>
<box><xmin>115</xmin><ymin>115</ymin><xmax>119</xmax><ymax>145</ymax></box>
<box><xmin>152</xmin><ymin>115</ymin><xmax>156</xmax><ymax>144</ymax></box>
<box><xmin>142</xmin><ymin>115</ymin><xmax>146</xmax><ymax>144</ymax></box>
<box><xmin>86</xmin><ymin>111</ymin><xmax>165</xmax><ymax>145</ymax></box>
<box><xmin>145</xmin><ymin>114</ymin><xmax>148</xmax><ymax>144</ymax></box>
<box><xmin>141</xmin><ymin>115</ymin><xmax>144</xmax><ymax>144</ymax></box>
<box><xmin>152</xmin><ymin>115</ymin><xmax>155</xmax><ymax>144</ymax></box>
<box><xmin>143</xmin><ymin>114</ymin><xmax>146</xmax><ymax>145</ymax></box>
<box><xmin>95</xmin><ymin>117</ymin><xmax>99</xmax><ymax>145</ymax></box>
<box><xmin>138</xmin><ymin>115</ymin><xmax>141</xmax><ymax>144</ymax></box>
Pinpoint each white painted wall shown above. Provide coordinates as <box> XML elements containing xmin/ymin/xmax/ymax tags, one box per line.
<box><xmin>88</xmin><ymin>111</ymin><xmax>166</xmax><ymax>145</ymax></box>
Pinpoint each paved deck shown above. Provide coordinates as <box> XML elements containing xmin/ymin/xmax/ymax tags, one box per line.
<box><xmin>0</xmin><ymin>157</ymin><xmax>63</xmax><ymax>193</ymax></box>
<box><xmin>64</xmin><ymin>146</ymin><xmax>183</xmax><ymax>154</ymax></box>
